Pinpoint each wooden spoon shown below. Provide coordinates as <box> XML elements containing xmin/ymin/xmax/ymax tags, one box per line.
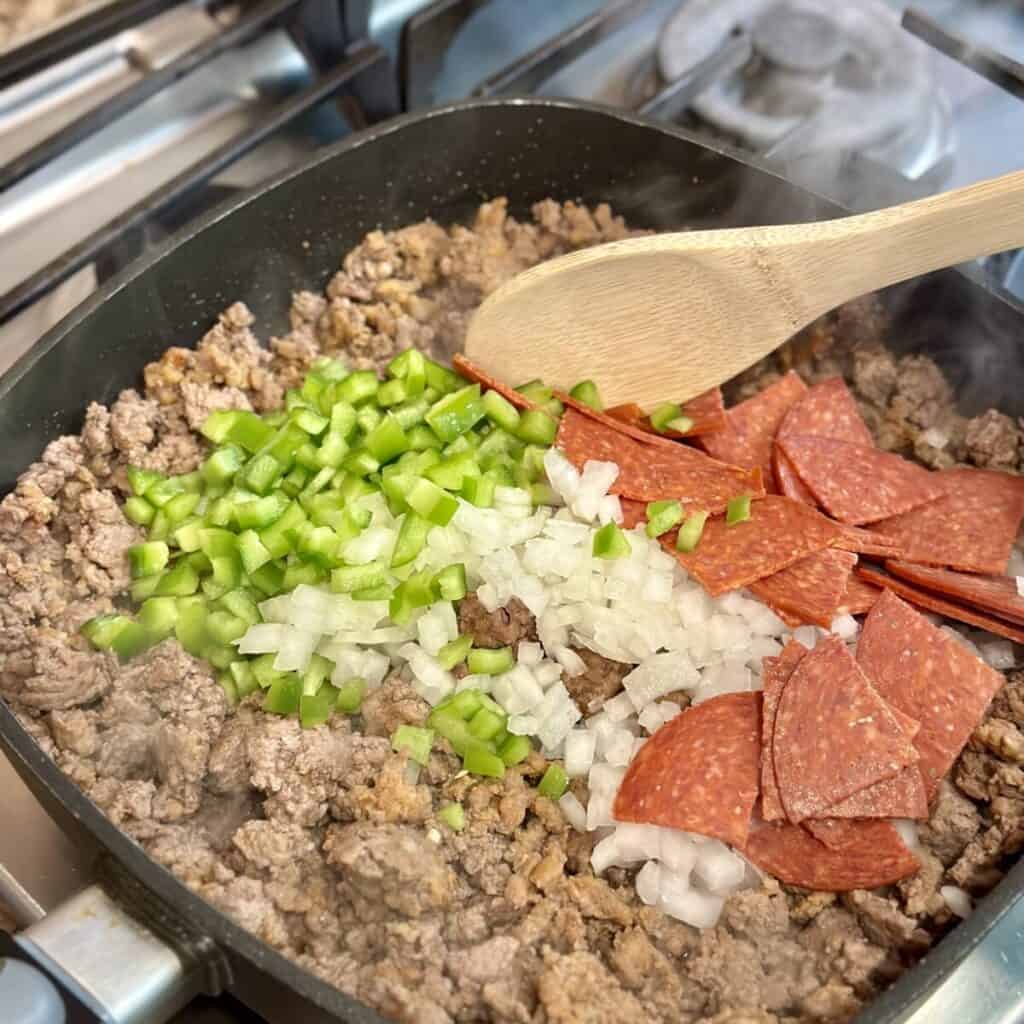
<box><xmin>464</xmin><ymin>170</ymin><xmax>1024</xmax><ymax>407</ymax></box>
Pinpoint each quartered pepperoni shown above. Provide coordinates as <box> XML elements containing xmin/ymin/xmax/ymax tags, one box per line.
<box><xmin>831</xmin><ymin>524</ymin><xmax>903</xmax><ymax>560</ymax></box>
<box><xmin>816</xmin><ymin>767</ymin><xmax>929</xmax><ymax>821</ymax></box>
<box><xmin>885</xmin><ymin>559</ymin><xmax>1024</xmax><ymax>626</ymax></box>
<box><xmin>760</xmin><ymin>641</ymin><xmax>809</xmax><ymax>822</ymax></box>
<box><xmin>773</xmin><ymin>377</ymin><xmax>873</xmax><ymax>507</ymax></box>
<box><xmin>748</xmin><ymin>548</ymin><xmax>857</xmax><ymax>629</ymax></box>
<box><xmin>613</xmin><ymin>691</ymin><xmax>762</xmax><ymax>848</ymax></box>
<box><xmin>773</xmin><ymin>636</ymin><xmax>919</xmax><ymax>823</ymax></box>
<box><xmin>857</xmin><ymin>566</ymin><xmax>1024</xmax><ymax>647</ymax></box>
<box><xmin>836</xmin><ymin>576</ymin><xmax>883</xmax><ymax>616</ymax></box>
<box><xmin>452</xmin><ymin>354</ymin><xmax>536</xmax><ymax>410</ymax></box>
<box><xmin>777</xmin><ymin>435</ymin><xmax>945</xmax><ymax>526</ymax></box>
<box><xmin>699</xmin><ymin>371</ymin><xmax>807</xmax><ymax>488</ymax></box>
<box><xmin>664</xmin><ymin>495</ymin><xmax>845</xmax><ymax>596</ymax></box>
<box><xmin>605</xmin><ymin>388</ymin><xmax>726</xmax><ymax>438</ymax></box>
<box><xmin>557</xmin><ymin>406</ymin><xmax>763</xmax><ymax>512</ymax></box>
<box><xmin>857</xmin><ymin>588</ymin><xmax>1005</xmax><ymax>798</ymax></box>
<box><xmin>868</xmin><ymin>468</ymin><xmax>1024</xmax><ymax>575</ymax></box>
<box><xmin>744</xmin><ymin>818</ymin><xmax>919</xmax><ymax>891</ymax></box>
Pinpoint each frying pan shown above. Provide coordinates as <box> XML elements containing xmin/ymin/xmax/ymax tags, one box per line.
<box><xmin>1</xmin><ymin>98</ymin><xmax>1024</xmax><ymax>1024</ymax></box>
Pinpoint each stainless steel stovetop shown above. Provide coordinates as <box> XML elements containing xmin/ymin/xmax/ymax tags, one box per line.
<box><xmin>2</xmin><ymin>1</ymin><xmax>1024</xmax><ymax>1021</ymax></box>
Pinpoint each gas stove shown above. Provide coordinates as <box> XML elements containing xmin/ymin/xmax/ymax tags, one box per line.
<box><xmin>1</xmin><ymin>1</ymin><xmax>1024</xmax><ymax>1022</ymax></box>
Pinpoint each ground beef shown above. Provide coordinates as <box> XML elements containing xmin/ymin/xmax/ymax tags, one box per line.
<box><xmin>458</xmin><ymin>594</ymin><xmax>537</xmax><ymax>649</ymax></box>
<box><xmin>5</xmin><ymin>199</ymin><xmax>1024</xmax><ymax>1024</ymax></box>
<box><xmin>0</xmin><ymin>0</ymin><xmax>96</xmax><ymax>47</ymax></box>
<box><xmin>563</xmin><ymin>647</ymin><xmax>630</xmax><ymax>715</ymax></box>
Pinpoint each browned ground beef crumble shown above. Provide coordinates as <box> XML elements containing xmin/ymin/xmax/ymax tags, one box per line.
<box><xmin>3</xmin><ymin>199</ymin><xmax>1024</xmax><ymax>1023</ymax></box>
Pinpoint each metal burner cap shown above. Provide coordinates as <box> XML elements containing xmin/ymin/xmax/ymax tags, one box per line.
<box><xmin>752</xmin><ymin>4</ymin><xmax>846</xmax><ymax>74</ymax></box>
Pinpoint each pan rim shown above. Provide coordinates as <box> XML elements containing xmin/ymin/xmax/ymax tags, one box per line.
<box><xmin>1</xmin><ymin>95</ymin><xmax>1023</xmax><ymax>1024</ymax></box>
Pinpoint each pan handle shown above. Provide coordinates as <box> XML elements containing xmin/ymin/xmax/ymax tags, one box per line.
<box><xmin>3</xmin><ymin>883</ymin><xmax>205</xmax><ymax>1023</ymax></box>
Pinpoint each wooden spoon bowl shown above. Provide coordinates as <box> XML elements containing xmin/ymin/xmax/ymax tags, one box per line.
<box><xmin>464</xmin><ymin>171</ymin><xmax>1024</xmax><ymax>406</ymax></box>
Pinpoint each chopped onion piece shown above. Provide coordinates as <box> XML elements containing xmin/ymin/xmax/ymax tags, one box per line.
<box><xmin>237</xmin><ymin>623</ymin><xmax>286</xmax><ymax>654</ymax></box>
<box><xmin>564</xmin><ymin>729</ymin><xmax>597</xmax><ymax>777</ymax></box>
<box><xmin>940</xmin><ymin>885</ymin><xmax>972</xmax><ymax>918</ymax></box>
<box><xmin>558</xmin><ymin>792</ymin><xmax>587</xmax><ymax>831</ymax></box>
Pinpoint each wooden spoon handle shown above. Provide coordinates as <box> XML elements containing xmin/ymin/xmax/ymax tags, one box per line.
<box><xmin>792</xmin><ymin>169</ymin><xmax>1024</xmax><ymax>314</ymax></box>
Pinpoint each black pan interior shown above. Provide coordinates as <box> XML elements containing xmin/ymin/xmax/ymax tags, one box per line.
<box><xmin>2</xmin><ymin>98</ymin><xmax>1024</xmax><ymax>1024</ymax></box>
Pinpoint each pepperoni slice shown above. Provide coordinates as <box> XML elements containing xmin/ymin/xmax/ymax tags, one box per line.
<box><xmin>743</xmin><ymin>818</ymin><xmax>919</xmax><ymax>891</ymax></box>
<box><xmin>773</xmin><ymin>377</ymin><xmax>873</xmax><ymax>507</ymax></box>
<box><xmin>760</xmin><ymin>641</ymin><xmax>809</xmax><ymax>822</ymax></box>
<box><xmin>451</xmin><ymin>354</ymin><xmax>536</xmax><ymax>410</ymax></box>
<box><xmin>664</xmin><ymin>495</ymin><xmax>845</xmax><ymax>596</ymax></box>
<box><xmin>748</xmin><ymin>548</ymin><xmax>857</xmax><ymax>629</ymax></box>
<box><xmin>773</xmin><ymin>635</ymin><xmax>919</xmax><ymax>823</ymax></box>
<box><xmin>777</xmin><ymin>434</ymin><xmax>945</xmax><ymax>526</ymax></box>
<box><xmin>816</xmin><ymin>766</ymin><xmax>930</xmax><ymax>821</ymax></box>
<box><xmin>856</xmin><ymin>566</ymin><xmax>1024</xmax><ymax>646</ymax></box>
<box><xmin>779</xmin><ymin>376</ymin><xmax>874</xmax><ymax>447</ymax></box>
<box><xmin>836</xmin><ymin>576</ymin><xmax>882</xmax><ymax>616</ymax></box>
<box><xmin>774</xmin><ymin>434</ymin><xmax>942</xmax><ymax>528</ymax></box>
<box><xmin>618</xmin><ymin>498</ymin><xmax>647</xmax><ymax>530</ymax></box>
<box><xmin>773</xmin><ymin>448</ymin><xmax>815</xmax><ymax>504</ymax></box>
<box><xmin>605</xmin><ymin>388</ymin><xmax>726</xmax><ymax>438</ymax></box>
<box><xmin>557</xmin><ymin>406</ymin><xmax>763</xmax><ymax>512</ymax></box>
<box><xmin>831</xmin><ymin>524</ymin><xmax>903</xmax><ymax>560</ymax></box>
<box><xmin>885</xmin><ymin>559</ymin><xmax>1024</xmax><ymax>626</ymax></box>
<box><xmin>612</xmin><ymin>691</ymin><xmax>761</xmax><ymax>848</ymax></box>
<box><xmin>857</xmin><ymin>588</ymin><xmax>1006</xmax><ymax>798</ymax></box>
<box><xmin>556</xmin><ymin>393</ymin><xmax>680</xmax><ymax>450</ymax></box>
<box><xmin>699</xmin><ymin>371</ymin><xmax>807</xmax><ymax>487</ymax></box>
<box><xmin>868</xmin><ymin>468</ymin><xmax>1024</xmax><ymax>575</ymax></box>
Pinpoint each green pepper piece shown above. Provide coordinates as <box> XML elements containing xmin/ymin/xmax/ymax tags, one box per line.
<box><xmin>80</xmin><ymin>614</ymin><xmax>131</xmax><ymax>650</ymax></box>
<box><xmin>110</xmin><ymin>620</ymin><xmax>153</xmax><ymax>662</ymax></box>
<box><xmin>645</xmin><ymin>499</ymin><xmax>683</xmax><ymax>538</ymax></box>
<box><xmin>336</xmin><ymin>677</ymin><xmax>367</xmax><ymax>713</ymax></box>
<box><xmin>234</xmin><ymin>493</ymin><xmax>290</xmax><ymax>531</ymax></box>
<box><xmin>137</xmin><ymin>596</ymin><xmax>178</xmax><ymax>640</ymax></box>
<box><xmin>299</xmin><ymin>690</ymin><xmax>335</xmax><ymax>728</ymax></box>
<box><xmin>154</xmin><ymin>562</ymin><xmax>200</xmax><ymax>596</ymax></box>
<box><xmin>390</xmin><ymin>512</ymin><xmax>431</xmax><ymax>568</ymax></box>
<box><xmin>264</xmin><ymin>674</ymin><xmax>301</xmax><ymax>715</ymax></box>
<box><xmin>726</xmin><ymin>494</ymin><xmax>752</xmax><ymax>525</ymax></box>
<box><xmin>220</xmin><ymin>588</ymin><xmax>260</xmax><ymax>627</ymax></box>
<box><xmin>649</xmin><ymin>402</ymin><xmax>683</xmax><ymax>433</ymax></box>
<box><xmin>438</xmin><ymin>802</ymin><xmax>464</xmax><ymax>831</ymax></box>
<box><xmin>461</xmin><ymin>474</ymin><xmax>496</xmax><ymax>508</ymax></box>
<box><xmin>468</xmin><ymin>707</ymin><xmax>506</xmax><ymax>742</ymax></box>
<box><xmin>437</xmin><ymin>634</ymin><xmax>473</xmax><ymax>671</ymax></box>
<box><xmin>229</xmin><ymin>660</ymin><xmax>259</xmax><ymax>698</ymax></box>
<box><xmin>499</xmin><ymin>734</ymin><xmax>532</xmax><ymax>766</ymax></box>
<box><xmin>126</xmin><ymin>466</ymin><xmax>164</xmax><ymax>497</ymax></box>
<box><xmin>405</xmin><ymin>478</ymin><xmax>458</xmax><ymax>527</ymax></box>
<box><xmin>592</xmin><ymin>522</ymin><xmax>631</xmax><ymax>560</ymax></box>
<box><xmin>223</xmin><ymin>411</ymin><xmax>275</xmax><ymax>453</ymax></box>
<box><xmin>515</xmin><ymin>409</ymin><xmax>558</xmax><ymax>446</ymax></box>
<box><xmin>434</xmin><ymin>563</ymin><xmax>467</xmax><ymax>602</ymax></box>
<box><xmin>391</xmin><ymin>725</ymin><xmax>434</xmax><ymax>766</ymax></box>
<box><xmin>335</xmin><ymin>370</ymin><xmax>379</xmax><ymax>406</ymax></box>
<box><xmin>568</xmin><ymin>379</ymin><xmax>603</xmax><ymax>412</ymax></box>
<box><xmin>364</xmin><ymin>415</ymin><xmax>410</xmax><ymax>463</ymax></box>
<box><xmin>425</xmin><ymin>384</ymin><xmax>486</xmax><ymax>443</ymax></box>
<box><xmin>463</xmin><ymin>744</ymin><xmax>505</xmax><ymax>778</ymax></box>
<box><xmin>424</xmin><ymin>358</ymin><xmax>461</xmax><ymax>394</ymax></box>
<box><xmin>201</xmin><ymin>446</ymin><xmax>245</xmax><ymax>487</ymax></box>
<box><xmin>123</xmin><ymin>496</ymin><xmax>155</xmax><ymax>526</ymax></box>
<box><xmin>466</xmin><ymin>647</ymin><xmax>514</xmax><ymax>676</ymax></box>
<box><xmin>128</xmin><ymin>541</ymin><xmax>169</xmax><ymax>579</ymax></box>
<box><xmin>537</xmin><ymin>764</ymin><xmax>568</xmax><ymax>799</ymax></box>
<box><xmin>675</xmin><ymin>510</ymin><xmax>709</xmax><ymax>553</ymax></box>
<box><xmin>482</xmin><ymin>390</ymin><xmax>521</xmax><ymax>432</ymax></box>
<box><xmin>247</xmin><ymin>560</ymin><xmax>285</xmax><ymax>596</ymax></box>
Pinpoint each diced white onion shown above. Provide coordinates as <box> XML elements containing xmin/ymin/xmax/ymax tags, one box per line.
<box><xmin>237</xmin><ymin>623</ymin><xmax>286</xmax><ymax>654</ymax></box>
<box><xmin>558</xmin><ymin>792</ymin><xmax>587</xmax><ymax>831</ymax></box>
<box><xmin>564</xmin><ymin>729</ymin><xmax>597</xmax><ymax>777</ymax></box>
<box><xmin>940</xmin><ymin>885</ymin><xmax>972</xmax><ymax>918</ymax></box>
